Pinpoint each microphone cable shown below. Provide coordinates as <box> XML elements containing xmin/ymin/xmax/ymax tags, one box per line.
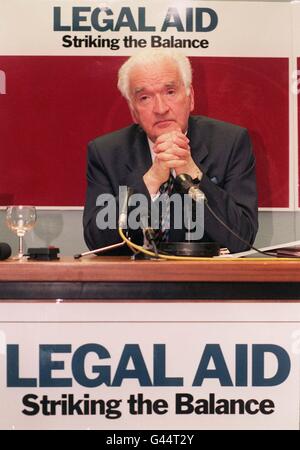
<box><xmin>117</xmin><ymin>174</ymin><xmax>289</xmax><ymax>260</ymax></box>
<box><xmin>204</xmin><ymin>202</ymin><xmax>276</xmax><ymax>258</ymax></box>
<box><xmin>175</xmin><ymin>173</ymin><xmax>277</xmax><ymax>258</ymax></box>
<box><xmin>118</xmin><ymin>227</ymin><xmax>220</xmax><ymax>261</ymax></box>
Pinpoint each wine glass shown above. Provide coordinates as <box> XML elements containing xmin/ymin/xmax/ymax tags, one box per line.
<box><xmin>5</xmin><ymin>206</ymin><xmax>37</xmax><ymax>259</ymax></box>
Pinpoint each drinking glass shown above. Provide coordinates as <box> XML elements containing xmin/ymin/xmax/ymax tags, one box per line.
<box><xmin>5</xmin><ymin>206</ymin><xmax>37</xmax><ymax>259</ymax></box>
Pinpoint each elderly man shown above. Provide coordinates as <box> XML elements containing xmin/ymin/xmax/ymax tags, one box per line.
<box><xmin>83</xmin><ymin>49</ymin><xmax>258</xmax><ymax>255</ymax></box>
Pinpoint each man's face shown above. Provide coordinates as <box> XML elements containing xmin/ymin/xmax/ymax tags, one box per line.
<box><xmin>128</xmin><ymin>59</ymin><xmax>194</xmax><ymax>142</ymax></box>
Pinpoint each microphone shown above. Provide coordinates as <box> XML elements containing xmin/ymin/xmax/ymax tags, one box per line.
<box><xmin>119</xmin><ymin>186</ymin><xmax>134</xmax><ymax>229</ymax></box>
<box><xmin>0</xmin><ymin>242</ymin><xmax>12</xmax><ymax>261</ymax></box>
<box><xmin>174</xmin><ymin>174</ymin><xmax>206</xmax><ymax>202</ymax></box>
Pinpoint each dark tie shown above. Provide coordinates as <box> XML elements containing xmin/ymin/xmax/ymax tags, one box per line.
<box><xmin>154</xmin><ymin>174</ymin><xmax>174</xmax><ymax>243</ymax></box>
<box><xmin>160</xmin><ymin>174</ymin><xmax>174</xmax><ymax>196</ymax></box>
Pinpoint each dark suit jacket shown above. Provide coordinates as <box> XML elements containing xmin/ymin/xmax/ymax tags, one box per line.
<box><xmin>83</xmin><ymin>115</ymin><xmax>258</xmax><ymax>254</ymax></box>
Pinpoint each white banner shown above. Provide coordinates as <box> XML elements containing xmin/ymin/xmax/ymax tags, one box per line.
<box><xmin>0</xmin><ymin>0</ymin><xmax>291</xmax><ymax>56</ymax></box>
<box><xmin>0</xmin><ymin>302</ymin><xmax>299</xmax><ymax>429</ymax></box>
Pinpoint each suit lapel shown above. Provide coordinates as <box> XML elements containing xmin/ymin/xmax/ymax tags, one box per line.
<box><xmin>187</xmin><ymin>116</ymin><xmax>208</xmax><ymax>166</ymax></box>
<box><xmin>125</xmin><ymin>127</ymin><xmax>152</xmax><ymax>177</ymax></box>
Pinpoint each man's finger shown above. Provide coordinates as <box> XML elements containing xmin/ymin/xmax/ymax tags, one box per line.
<box><xmin>155</xmin><ymin>130</ymin><xmax>189</xmax><ymax>145</ymax></box>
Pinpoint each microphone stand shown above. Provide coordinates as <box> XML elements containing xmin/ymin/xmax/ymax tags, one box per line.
<box><xmin>75</xmin><ymin>186</ymin><xmax>133</xmax><ymax>259</ymax></box>
<box><xmin>74</xmin><ymin>241</ymin><xmax>126</xmax><ymax>259</ymax></box>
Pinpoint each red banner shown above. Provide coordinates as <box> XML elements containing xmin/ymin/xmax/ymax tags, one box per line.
<box><xmin>0</xmin><ymin>56</ymin><xmax>289</xmax><ymax>207</ymax></box>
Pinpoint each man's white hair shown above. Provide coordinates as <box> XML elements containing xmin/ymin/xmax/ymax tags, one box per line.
<box><xmin>117</xmin><ymin>49</ymin><xmax>193</xmax><ymax>101</ymax></box>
